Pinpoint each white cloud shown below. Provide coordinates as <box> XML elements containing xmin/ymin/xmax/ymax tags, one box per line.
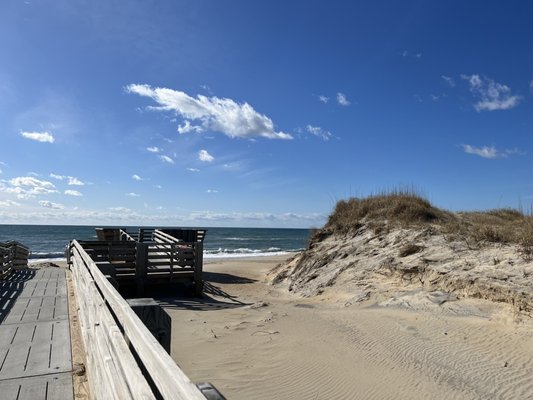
<box><xmin>336</xmin><ymin>92</ymin><xmax>351</xmax><ymax>106</ymax></box>
<box><xmin>318</xmin><ymin>95</ymin><xmax>329</xmax><ymax>103</ymax></box>
<box><xmin>177</xmin><ymin>120</ymin><xmax>204</xmax><ymax>134</ymax></box>
<box><xmin>187</xmin><ymin>168</ymin><xmax>200</xmax><ymax>172</ymax></box>
<box><xmin>154</xmin><ymin>184</ymin><xmax>162</xmax><ymax>189</ymax></box>
<box><xmin>67</xmin><ymin>176</ymin><xmax>85</xmax><ymax>186</ymax></box>
<box><xmin>461</xmin><ymin>144</ymin><xmax>520</xmax><ymax>159</ymax></box>
<box><xmin>39</xmin><ymin>200</ymin><xmax>64</xmax><ymax>209</ymax></box>
<box><xmin>198</xmin><ymin>149</ymin><xmax>214</xmax><ymax>162</ymax></box>
<box><xmin>132</xmin><ymin>174</ymin><xmax>143</xmax><ymax>181</ymax></box>
<box><xmin>206</xmin><ymin>189</ymin><xmax>218</xmax><ymax>193</ymax></box>
<box><xmin>461</xmin><ymin>74</ymin><xmax>521</xmax><ymax>111</ymax></box>
<box><xmin>441</xmin><ymin>75</ymin><xmax>455</xmax><ymax>87</ymax></box>
<box><xmin>125</xmin><ymin>192</ymin><xmax>140</xmax><ymax>197</ymax></box>
<box><xmin>20</xmin><ymin>131</ymin><xmax>55</xmax><ymax>143</ymax></box>
<box><xmin>0</xmin><ymin>200</ymin><xmax>20</xmax><ymax>207</ymax></box>
<box><xmin>530</xmin><ymin>80</ymin><xmax>533</xmax><ymax>93</ymax></box>
<box><xmin>158</xmin><ymin>155</ymin><xmax>174</xmax><ymax>164</ymax></box>
<box><xmin>109</xmin><ymin>207</ymin><xmax>132</xmax><ymax>213</ymax></box>
<box><xmin>0</xmin><ymin>207</ymin><xmax>326</xmax><ymax>228</ymax></box>
<box><xmin>64</xmin><ymin>189</ymin><xmax>82</xmax><ymax>196</ymax></box>
<box><xmin>10</xmin><ymin>176</ymin><xmax>55</xmax><ymax>189</ymax></box>
<box><xmin>125</xmin><ymin>84</ymin><xmax>292</xmax><ymax>140</ymax></box>
<box><xmin>146</xmin><ymin>146</ymin><xmax>161</xmax><ymax>153</ymax></box>
<box><xmin>49</xmin><ymin>173</ymin><xmax>65</xmax><ymax>180</ymax></box>
<box><xmin>49</xmin><ymin>173</ymin><xmax>85</xmax><ymax>186</ymax></box>
<box><xmin>306</xmin><ymin>125</ymin><xmax>333</xmax><ymax>141</ymax></box>
<box><xmin>1</xmin><ymin>177</ymin><xmax>58</xmax><ymax>199</ymax></box>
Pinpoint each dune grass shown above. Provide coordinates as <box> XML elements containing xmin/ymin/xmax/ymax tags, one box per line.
<box><xmin>320</xmin><ymin>190</ymin><xmax>533</xmax><ymax>257</ymax></box>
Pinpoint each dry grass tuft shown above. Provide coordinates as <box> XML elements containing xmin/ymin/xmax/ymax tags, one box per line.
<box><xmin>399</xmin><ymin>244</ymin><xmax>424</xmax><ymax>257</ymax></box>
<box><xmin>326</xmin><ymin>190</ymin><xmax>452</xmax><ymax>232</ymax></box>
<box><xmin>317</xmin><ymin>191</ymin><xmax>533</xmax><ymax>259</ymax></box>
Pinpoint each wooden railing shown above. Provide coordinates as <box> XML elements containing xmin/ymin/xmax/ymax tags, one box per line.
<box><xmin>69</xmin><ymin>240</ymin><xmax>206</xmax><ymax>400</ymax></box>
<box><xmin>0</xmin><ymin>241</ymin><xmax>29</xmax><ymax>279</ymax></box>
<box><xmin>88</xmin><ymin>228</ymin><xmax>206</xmax><ymax>295</ymax></box>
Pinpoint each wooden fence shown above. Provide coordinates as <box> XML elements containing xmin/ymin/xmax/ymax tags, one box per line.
<box><xmin>0</xmin><ymin>241</ymin><xmax>29</xmax><ymax>279</ymax></box>
<box><xmin>82</xmin><ymin>229</ymin><xmax>206</xmax><ymax>295</ymax></box>
<box><xmin>69</xmin><ymin>240</ymin><xmax>206</xmax><ymax>400</ymax></box>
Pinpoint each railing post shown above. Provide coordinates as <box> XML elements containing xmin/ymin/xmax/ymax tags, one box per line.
<box><xmin>194</xmin><ymin>241</ymin><xmax>203</xmax><ymax>296</ymax></box>
<box><xmin>135</xmin><ymin>242</ymin><xmax>147</xmax><ymax>296</ymax></box>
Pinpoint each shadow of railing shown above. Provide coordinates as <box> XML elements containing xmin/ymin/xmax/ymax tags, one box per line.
<box><xmin>0</xmin><ymin>269</ymin><xmax>37</xmax><ymax>324</ymax></box>
<box><xmin>150</xmin><ymin>271</ymin><xmax>256</xmax><ymax>312</ymax></box>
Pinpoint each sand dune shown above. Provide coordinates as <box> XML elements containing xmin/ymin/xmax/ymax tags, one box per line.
<box><xmin>164</xmin><ymin>256</ymin><xmax>533</xmax><ymax>400</ymax></box>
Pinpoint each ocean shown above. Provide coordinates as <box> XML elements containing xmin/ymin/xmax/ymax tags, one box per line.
<box><xmin>0</xmin><ymin>225</ymin><xmax>311</xmax><ymax>262</ymax></box>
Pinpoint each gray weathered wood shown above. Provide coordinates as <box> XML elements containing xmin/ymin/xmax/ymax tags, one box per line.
<box><xmin>71</xmin><ymin>240</ymin><xmax>205</xmax><ymax>400</ymax></box>
<box><xmin>127</xmin><ymin>298</ymin><xmax>172</xmax><ymax>354</ymax></box>
<box><xmin>0</xmin><ymin>267</ymin><xmax>74</xmax><ymax>400</ymax></box>
<box><xmin>71</xmin><ymin>251</ymin><xmax>155</xmax><ymax>400</ymax></box>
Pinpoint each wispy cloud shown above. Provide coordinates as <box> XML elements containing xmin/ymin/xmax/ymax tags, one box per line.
<box><xmin>461</xmin><ymin>74</ymin><xmax>521</xmax><ymax>111</ymax></box>
<box><xmin>0</xmin><ymin>208</ymin><xmax>326</xmax><ymax>227</ymax></box>
<box><xmin>49</xmin><ymin>173</ymin><xmax>86</xmax><ymax>186</ymax></box>
<box><xmin>67</xmin><ymin>177</ymin><xmax>84</xmax><ymax>186</ymax></box>
<box><xmin>0</xmin><ymin>200</ymin><xmax>20</xmax><ymax>207</ymax></box>
<box><xmin>306</xmin><ymin>125</ymin><xmax>333</xmax><ymax>141</ymax></box>
<box><xmin>461</xmin><ymin>144</ymin><xmax>521</xmax><ymax>159</ymax></box>
<box><xmin>530</xmin><ymin>80</ymin><xmax>533</xmax><ymax>93</ymax></box>
<box><xmin>64</xmin><ymin>189</ymin><xmax>82</xmax><ymax>196</ymax></box>
<box><xmin>146</xmin><ymin>146</ymin><xmax>161</xmax><ymax>153</ymax></box>
<box><xmin>206</xmin><ymin>189</ymin><xmax>218</xmax><ymax>193</ymax></box>
<box><xmin>187</xmin><ymin>168</ymin><xmax>200</xmax><ymax>172</ymax></box>
<box><xmin>402</xmin><ymin>51</ymin><xmax>422</xmax><ymax>59</ymax></box>
<box><xmin>198</xmin><ymin>149</ymin><xmax>214</xmax><ymax>162</ymax></box>
<box><xmin>158</xmin><ymin>155</ymin><xmax>174</xmax><ymax>164</ymax></box>
<box><xmin>125</xmin><ymin>192</ymin><xmax>140</xmax><ymax>197</ymax></box>
<box><xmin>125</xmin><ymin>84</ymin><xmax>292</xmax><ymax>140</ymax></box>
<box><xmin>39</xmin><ymin>200</ymin><xmax>64</xmax><ymax>209</ymax></box>
<box><xmin>441</xmin><ymin>75</ymin><xmax>455</xmax><ymax>87</ymax></box>
<box><xmin>20</xmin><ymin>131</ymin><xmax>55</xmax><ymax>143</ymax></box>
<box><xmin>336</xmin><ymin>92</ymin><xmax>351</xmax><ymax>106</ymax></box>
<box><xmin>153</xmin><ymin>184</ymin><xmax>162</xmax><ymax>189</ymax></box>
<box><xmin>132</xmin><ymin>174</ymin><xmax>143</xmax><ymax>181</ymax></box>
<box><xmin>3</xmin><ymin>177</ymin><xmax>58</xmax><ymax>199</ymax></box>
<box><xmin>317</xmin><ymin>95</ymin><xmax>329</xmax><ymax>103</ymax></box>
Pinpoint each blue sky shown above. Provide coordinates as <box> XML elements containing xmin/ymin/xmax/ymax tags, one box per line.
<box><xmin>1</xmin><ymin>1</ymin><xmax>533</xmax><ymax>227</ymax></box>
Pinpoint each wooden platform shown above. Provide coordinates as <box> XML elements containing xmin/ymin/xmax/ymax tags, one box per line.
<box><xmin>0</xmin><ymin>268</ymin><xmax>74</xmax><ymax>400</ymax></box>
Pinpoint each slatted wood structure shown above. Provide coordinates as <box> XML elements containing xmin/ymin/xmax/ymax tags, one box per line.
<box><xmin>0</xmin><ymin>267</ymin><xmax>74</xmax><ymax>399</ymax></box>
<box><xmin>0</xmin><ymin>241</ymin><xmax>29</xmax><ymax>279</ymax></box>
<box><xmin>68</xmin><ymin>240</ymin><xmax>206</xmax><ymax>400</ymax></box>
<box><xmin>76</xmin><ymin>228</ymin><xmax>206</xmax><ymax>296</ymax></box>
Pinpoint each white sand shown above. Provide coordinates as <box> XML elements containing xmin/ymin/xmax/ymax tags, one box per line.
<box><xmin>164</xmin><ymin>255</ymin><xmax>533</xmax><ymax>400</ymax></box>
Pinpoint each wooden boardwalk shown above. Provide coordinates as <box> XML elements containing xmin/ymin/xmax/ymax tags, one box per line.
<box><xmin>0</xmin><ymin>268</ymin><xmax>73</xmax><ymax>400</ymax></box>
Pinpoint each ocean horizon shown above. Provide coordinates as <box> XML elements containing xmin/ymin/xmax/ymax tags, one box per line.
<box><xmin>0</xmin><ymin>224</ymin><xmax>311</xmax><ymax>262</ymax></box>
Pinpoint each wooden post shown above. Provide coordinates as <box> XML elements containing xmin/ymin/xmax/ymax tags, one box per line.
<box><xmin>126</xmin><ymin>298</ymin><xmax>172</xmax><ymax>354</ymax></box>
<box><xmin>193</xmin><ymin>242</ymin><xmax>203</xmax><ymax>296</ymax></box>
<box><xmin>135</xmin><ymin>242</ymin><xmax>147</xmax><ymax>296</ymax></box>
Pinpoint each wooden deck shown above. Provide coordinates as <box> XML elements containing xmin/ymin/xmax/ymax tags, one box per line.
<box><xmin>0</xmin><ymin>268</ymin><xmax>73</xmax><ymax>400</ymax></box>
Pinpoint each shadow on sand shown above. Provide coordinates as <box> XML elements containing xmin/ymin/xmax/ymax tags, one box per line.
<box><xmin>147</xmin><ymin>271</ymin><xmax>256</xmax><ymax>312</ymax></box>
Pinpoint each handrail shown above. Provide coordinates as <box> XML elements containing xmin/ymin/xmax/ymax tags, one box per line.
<box><xmin>1</xmin><ymin>241</ymin><xmax>29</xmax><ymax>278</ymax></box>
<box><xmin>70</xmin><ymin>240</ymin><xmax>205</xmax><ymax>400</ymax></box>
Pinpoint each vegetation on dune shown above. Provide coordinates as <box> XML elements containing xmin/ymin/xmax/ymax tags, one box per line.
<box><xmin>314</xmin><ymin>190</ymin><xmax>533</xmax><ymax>258</ymax></box>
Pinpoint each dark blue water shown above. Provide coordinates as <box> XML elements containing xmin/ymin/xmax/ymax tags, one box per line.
<box><xmin>0</xmin><ymin>225</ymin><xmax>310</xmax><ymax>261</ymax></box>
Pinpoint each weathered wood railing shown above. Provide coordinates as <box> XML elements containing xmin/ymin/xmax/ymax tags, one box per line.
<box><xmin>88</xmin><ymin>228</ymin><xmax>206</xmax><ymax>295</ymax></box>
<box><xmin>69</xmin><ymin>240</ymin><xmax>206</xmax><ymax>400</ymax></box>
<box><xmin>0</xmin><ymin>241</ymin><xmax>29</xmax><ymax>278</ymax></box>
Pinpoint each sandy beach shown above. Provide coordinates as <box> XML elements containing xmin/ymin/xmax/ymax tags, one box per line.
<box><xmin>157</xmin><ymin>255</ymin><xmax>533</xmax><ymax>400</ymax></box>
